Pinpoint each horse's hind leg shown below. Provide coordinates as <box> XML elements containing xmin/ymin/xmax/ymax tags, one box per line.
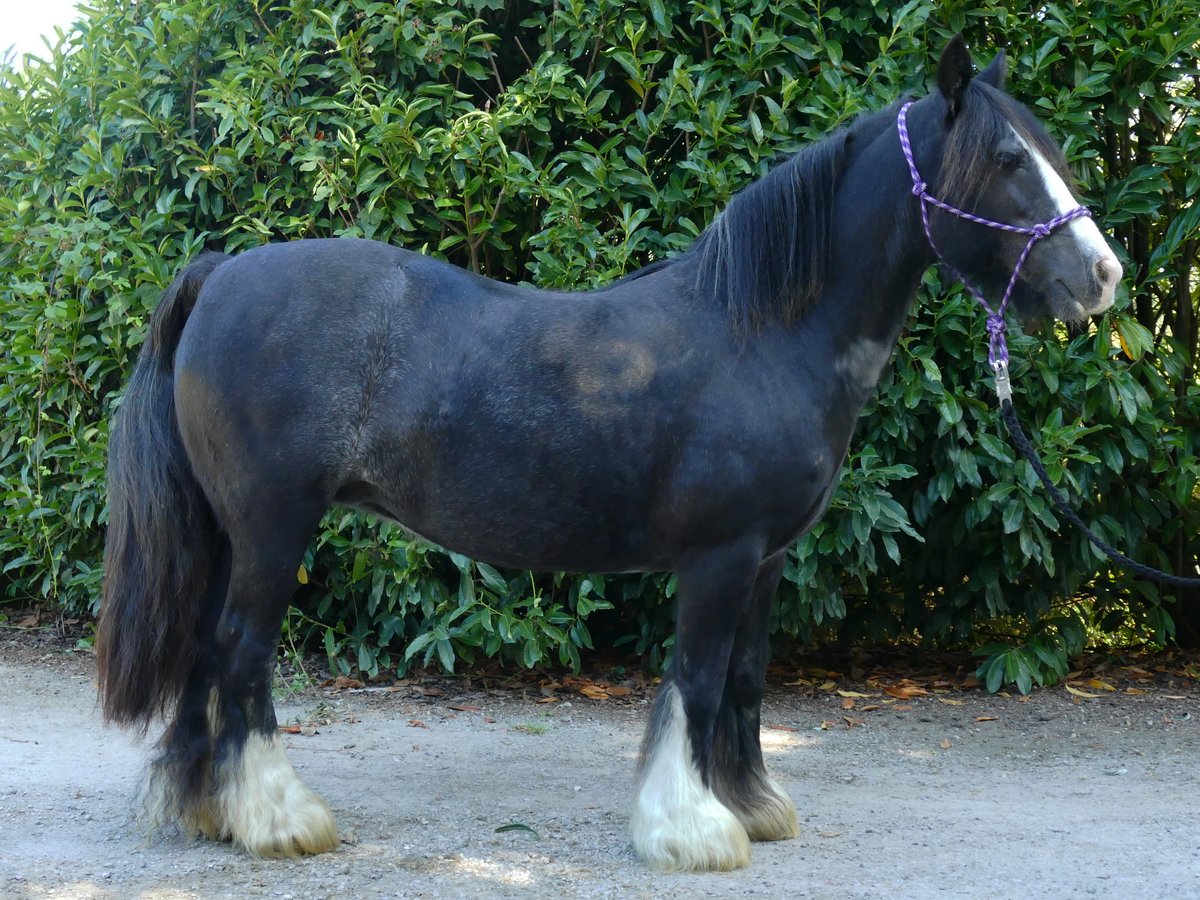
<box><xmin>712</xmin><ymin>553</ymin><xmax>799</xmax><ymax>842</ymax></box>
<box><xmin>204</xmin><ymin>502</ymin><xmax>337</xmax><ymax>857</ymax></box>
<box><xmin>139</xmin><ymin>535</ymin><xmax>231</xmax><ymax>838</ymax></box>
<box><xmin>632</xmin><ymin>541</ymin><xmax>761</xmax><ymax>872</ymax></box>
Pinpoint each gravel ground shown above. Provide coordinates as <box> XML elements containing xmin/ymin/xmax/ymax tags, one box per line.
<box><xmin>1</xmin><ymin>631</ymin><xmax>1198</xmax><ymax>899</ymax></box>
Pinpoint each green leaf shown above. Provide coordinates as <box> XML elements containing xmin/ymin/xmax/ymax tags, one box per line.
<box><xmin>495</xmin><ymin>823</ymin><xmax>540</xmax><ymax>838</ymax></box>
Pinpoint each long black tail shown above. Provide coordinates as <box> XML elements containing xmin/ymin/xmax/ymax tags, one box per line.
<box><xmin>98</xmin><ymin>252</ymin><xmax>229</xmax><ymax>729</ymax></box>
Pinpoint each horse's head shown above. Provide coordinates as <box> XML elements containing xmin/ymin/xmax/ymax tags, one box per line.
<box><xmin>911</xmin><ymin>36</ymin><xmax>1121</xmax><ymax>324</ymax></box>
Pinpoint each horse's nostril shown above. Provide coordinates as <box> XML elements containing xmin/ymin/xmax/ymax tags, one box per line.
<box><xmin>1095</xmin><ymin>256</ymin><xmax>1122</xmax><ymax>288</ymax></box>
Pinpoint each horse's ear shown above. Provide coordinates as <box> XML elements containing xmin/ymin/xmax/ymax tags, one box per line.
<box><xmin>977</xmin><ymin>50</ymin><xmax>1007</xmax><ymax>90</ymax></box>
<box><xmin>936</xmin><ymin>33</ymin><xmax>973</xmax><ymax>120</ymax></box>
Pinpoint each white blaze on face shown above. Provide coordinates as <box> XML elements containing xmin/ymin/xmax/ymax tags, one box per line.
<box><xmin>1013</xmin><ymin>127</ymin><xmax>1122</xmax><ymax>314</ymax></box>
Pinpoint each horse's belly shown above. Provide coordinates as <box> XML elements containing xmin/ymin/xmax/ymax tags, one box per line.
<box><xmin>349</xmin><ymin>490</ymin><xmax>663</xmax><ymax>573</ymax></box>
<box><xmin>340</xmin><ymin>445</ymin><xmax>668</xmax><ymax>572</ymax></box>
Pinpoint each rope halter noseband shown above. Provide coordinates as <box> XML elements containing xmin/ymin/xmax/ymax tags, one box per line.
<box><xmin>895</xmin><ymin>101</ymin><xmax>1092</xmax><ymax>403</ymax></box>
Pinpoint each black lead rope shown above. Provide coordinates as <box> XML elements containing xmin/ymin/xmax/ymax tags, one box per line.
<box><xmin>999</xmin><ymin>397</ymin><xmax>1200</xmax><ymax>589</ymax></box>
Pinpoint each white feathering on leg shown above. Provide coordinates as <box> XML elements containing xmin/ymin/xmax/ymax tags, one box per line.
<box><xmin>736</xmin><ymin>775</ymin><xmax>800</xmax><ymax>842</ymax></box>
<box><xmin>214</xmin><ymin>732</ymin><xmax>338</xmax><ymax>857</ymax></box>
<box><xmin>631</xmin><ymin>686</ymin><xmax>751</xmax><ymax>871</ymax></box>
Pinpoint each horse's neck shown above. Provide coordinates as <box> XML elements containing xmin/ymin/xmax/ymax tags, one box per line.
<box><xmin>709</xmin><ymin>122</ymin><xmax>936</xmax><ymax>447</ymax></box>
<box><xmin>811</xmin><ymin>124</ymin><xmax>933</xmax><ymax>402</ymax></box>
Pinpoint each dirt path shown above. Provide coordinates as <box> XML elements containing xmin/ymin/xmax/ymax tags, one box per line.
<box><xmin>1</xmin><ymin>633</ymin><xmax>1198</xmax><ymax>899</ymax></box>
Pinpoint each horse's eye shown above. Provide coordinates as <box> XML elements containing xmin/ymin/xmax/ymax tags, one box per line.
<box><xmin>995</xmin><ymin>149</ymin><xmax>1026</xmax><ymax>171</ymax></box>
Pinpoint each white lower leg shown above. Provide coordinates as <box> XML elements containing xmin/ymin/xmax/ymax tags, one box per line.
<box><xmin>631</xmin><ymin>686</ymin><xmax>751</xmax><ymax>872</ymax></box>
<box><xmin>735</xmin><ymin>775</ymin><xmax>800</xmax><ymax>842</ymax></box>
<box><xmin>215</xmin><ymin>732</ymin><xmax>338</xmax><ymax>857</ymax></box>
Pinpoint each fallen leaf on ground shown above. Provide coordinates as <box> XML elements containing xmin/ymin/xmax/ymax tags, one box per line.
<box><xmin>937</xmin><ymin>698</ymin><xmax>965</xmax><ymax>706</ymax></box>
<box><xmin>323</xmin><ymin>675</ymin><xmax>363</xmax><ymax>691</ymax></box>
<box><xmin>1065</xmin><ymin>685</ymin><xmax>1099</xmax><ymax>698</ymax></box>
<box><xmin>408</xmin><ymin>719</ymin><xmax>428</xmax><ymax>728</ymax></box>
<box><xmin>837</xmin><ymin>690</ymin><xmax>871</xmax><ymax>698</ymax></box>
<box><xmin>579</xmin><ymin>685</ymin><xmax>609</xmax><ymax>700</ymax></box>
<box><xmin>536</xmin><ymin>697</ymin><xmax>559</xmax><ymax>704</ymax></box>
<box><xmin>768</xmin><ymin>723</ymin><xmax>799</xmax><ymax>732</ymax></box>
<box><xmin>974</xmin><ymin>716</ymin><xmax>997</xmax><ymax>723</ymax></box>
<box><xmin>939</xmin><ymin>739</ymin><xmax>952</xmax><ymax>749</ymax></box>
<box><xmin>1086</xmin><ymin>679</ymin><xmax>1117</xmax><ymax>692</ymax></box>
<box><xmin>843</xmin><ymin>716</ymin><xmax>865</xmax><ymax>728</ymax></box>
<box><xmin>883</xmin><ymin>685</ymin><xmax>929</xmax><ymax>699</ymax></box>
<box><xmin>1124</xmin><ymin>687</ymin><xmax>1148</xmax><ymax>695</ymax></box>
<box><xmin>279</xmin><ymin>725</ymin><xmax>302</xmax><ymax>734</ymax></box>
<box><xmin>606</xmin><ymin>686</ymin><xmax>633</xmax><ymax>697</ymax></box>
<box><xmin>447</xmin><ymin>704</ymin><xmax>482</xmax><ymax>712</ymax></box>
<box><xmin>841</xmin><ymin>697</ymin><xmax>856</xmax><ymax>710</ymax></box>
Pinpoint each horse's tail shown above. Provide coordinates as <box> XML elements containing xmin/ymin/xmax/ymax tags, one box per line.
<box><xmin>97</xmin><ymin>252</ymin><xmax>229</xmax><ymax>730</ymax></box>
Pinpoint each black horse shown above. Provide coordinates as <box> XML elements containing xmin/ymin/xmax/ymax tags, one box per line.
<box><xmin>98</xmin><ymin>36</ymin><xmax>1120</xmax><ymax>872</ymax></box>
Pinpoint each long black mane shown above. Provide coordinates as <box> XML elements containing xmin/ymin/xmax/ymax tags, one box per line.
<box><xmin>688</xmin><ymin>126</ymin><xmax>851</xmax><ymax>334</ymax></box>
<box><xmin>681</xmin><ymin>105</ymin><xmax>904</xmax><ymax>333</ymax></box>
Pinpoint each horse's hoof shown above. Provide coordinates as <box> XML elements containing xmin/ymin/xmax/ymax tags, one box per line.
<box><xmin>220</xmin><ymin>733</ymin><xmax>340</xmax><ymax>858</ymax></box>
<box><xmin>632</xmin><ymin>792</ymin><xmax>752</xmax><ymax>872</ymax></box>
<box><xmin>234</xmin><ymin>791</ymin><xmax>339</xmax><ymax>858</ymax></box>
<box><xmin>737</xmin><ymin>779</ymin><xmax>800</xmax><ymax>843</ymax></box>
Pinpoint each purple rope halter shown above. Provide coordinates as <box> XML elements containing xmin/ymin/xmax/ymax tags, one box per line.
<box><xmin>896</xmin><ymin>101</ymin><xmax>1091</xmax><ymax>401</ymax></box>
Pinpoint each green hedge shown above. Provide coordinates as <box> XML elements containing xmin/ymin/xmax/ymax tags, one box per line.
<box><xmin>2</xmin><ymin>0</ymin><xmax>1198</xmax><ymax>690</ymax></box>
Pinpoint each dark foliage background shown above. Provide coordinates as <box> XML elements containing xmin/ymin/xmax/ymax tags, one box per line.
<box><xmin>2</xmin><ymin>0</ymin><xmax>1198</xmax><ymax>690</ymax></box>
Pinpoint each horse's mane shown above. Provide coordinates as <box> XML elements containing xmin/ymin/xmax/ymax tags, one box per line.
<box><xmin>686</xmin><ymin>131</ymin><xmax>846</xmax><ymax>333</ymax></box>
<box><xmin>684</xmin><ymin>107</ymin><xmax>905</xmax><ymax>334</ymax></box>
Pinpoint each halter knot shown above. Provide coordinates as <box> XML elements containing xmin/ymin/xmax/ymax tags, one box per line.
<box><xmin>1033</xmin><ymin>223</ymin><xmax>1051</xmax><ymax>238</ymax></box>
<box><xmin>986</xmin><ymin>314</ymin><xmax>1009</xmax><ymax>368</ymax></box>
<box><xmin>912</xmin><ymin>181</ymin><xmax>927</xmax><ymax>197</ymax></box>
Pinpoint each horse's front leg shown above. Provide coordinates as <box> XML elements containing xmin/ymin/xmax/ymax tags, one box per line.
<box><xmin>631</xmin><ymin>540</ymin><xmax>763</xmax><ymax>872</ymax></box>
<box><xmin>714</xmin><ymin>552</ymin><xmax>800</xmax><ymax>842</ymax></box>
